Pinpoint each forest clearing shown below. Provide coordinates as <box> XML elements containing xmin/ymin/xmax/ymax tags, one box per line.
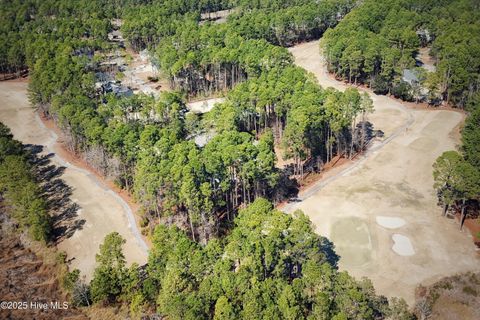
<box><xmin>0</xmin><ymin>80</ymin><xmax>147</xmax><ymax>280</ymax></box>
<box><xmin>286</xmin><ymin>40</ymin><xmax>480</xmax><ymax>304</ymax></box>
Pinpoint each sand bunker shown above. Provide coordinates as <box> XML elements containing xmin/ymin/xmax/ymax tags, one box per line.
<box><xmin>392</xmin><ymin>234</ymin><xmax>415</xmax><ymax>256</ymax></box>
<box><xmin>376</xmin><ymin>216</ymin><xmax>406</xmax><ymax>229</ymax></box>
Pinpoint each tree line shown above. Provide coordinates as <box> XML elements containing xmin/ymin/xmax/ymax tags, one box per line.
<box><xmin>322</xmin><ymin>0</ymin><xmax>480</xmax><ymax>108</ymax></box>
<box><xmin>154</xmin><ymin>0</ymin><xmax>355</xmax><ymax>96</ymax></box>
<box><xmin>227</xmin><ymin>0</ymin><xmax>355</xmax><ymax>47</ymax></box>
<box><xmin>121</xmin><ymin>0</ymin><xmax>354</xmax><ymax>51</ymax></box>
<box><xmin>0</xmin><ymin>123</ymin><xmax>51</xmax><ymax>242</ymax></box>
<box><xmin>207</xmin><ymin>66</ymin><xmax>374</xmax><ymax>175</ymax></box>
<box><xmin>433</xmin><ymin>95</ymin><xmax>480</xmax><ymax>230</ymax></box>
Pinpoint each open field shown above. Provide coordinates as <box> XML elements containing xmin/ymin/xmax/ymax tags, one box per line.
<box><xmin>287</xmin><ymin>41</ymin><xmax>480</xmax><ymax>305</ymax></box>
<box><xmin>0</xmin><ymin>80</ymin><xmax>148</xmax><ymax>280</ymax></box>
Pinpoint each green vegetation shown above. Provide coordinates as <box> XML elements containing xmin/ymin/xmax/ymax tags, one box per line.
<box><xmin>122</xmin><ymin>0</ymin><xmax>354</xmax><ymax>51</ymax></box>
<box><xmin>0</xmin><ymin>123</ymin><xmax>51</xmax><ymax>242</ymax></box>
<box><xmin>154</xmin><ymin>0</ymin><xmax>354</xmax><ymax>96</ymax></box>
<box><xmin>462</xmin><ymin>102</ymin><xmax>480</xmax><ymax>167</ymax></box>
<box><xmin>227</xmin><ymin>0</ymin><xmax>355</xmax><ymax>46</ymax></box>
<box><xmin>433</xmin><ymin>151</ymin><xmax>480</xmax><ymax>226</ymax></box>
<box><xmin>89</xmin><ymin>199</ymin><xmax>411</xmax><ymax>318</ymax></box>
<box><xmin>322</xmin><ymin>0</ymin><xmax>480</xmax><ymax>108</ymax></box>
<box><xmin>433</xmin><ymin>150</ymin><xmax>480</xmax><ymax>229</ymax></box>
<box><xmin>5</xmin><ymin>0</ymin><xmax>478</xmax><ymax>318</ymax></box>
<box><xmin>0</xmin><ymin>0</ymin><xmax>372</xmax><ymax>240</ymax></box>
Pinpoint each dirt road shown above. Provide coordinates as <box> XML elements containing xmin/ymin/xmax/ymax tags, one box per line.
<box><xmin>287</xmin><ymin>41</ymin><xmax>479</xmax><ymax>304</ymax></box>
<box><xmin>0</xmin><ymin>80</ymin><xmax>148</xmax><ymax>280</ymax></box>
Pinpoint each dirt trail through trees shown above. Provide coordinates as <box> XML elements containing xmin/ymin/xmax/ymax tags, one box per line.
<box><xmin>0</xmin><ymin>80</ymin><xmax>148</xmax><ymax>280</ymax></box>
<box><xmin>286</xmin><ymin>40</ymin><xmax>480</xmax><ymax>305</ymax></box>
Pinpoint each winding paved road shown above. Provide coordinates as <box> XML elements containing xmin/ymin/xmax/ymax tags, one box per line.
<box><xmin>0</xmin><ymin>80</ymin><xmax>148</xmax><ymax>280</ymax></box>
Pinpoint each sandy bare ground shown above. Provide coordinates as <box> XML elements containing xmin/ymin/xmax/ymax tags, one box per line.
<box><xmin>0</xmin><ymin>80</ymin><xmax>148</xmax><ymax>280</ymax></box>
<box><xmin>287</xmin><ymin>40</ymin><xmax>479</xmax><ymax>305</ymax></box>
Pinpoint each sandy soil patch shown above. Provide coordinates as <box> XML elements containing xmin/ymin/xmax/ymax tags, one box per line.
<box><xmin>376</xmin><ymin>216</ymin><xmax>406</xmax><ymax>229</ymax></box>
<box><xmin>0</xmin><ymin>80</ymin><xmax>148</xmax><ymax>280</ymax></box>
<box><xmin>417</xmin><ymin>47</ymin><xmax>436</xmax><ymax>72</ymax></box>
<box><xmin>286</xmin><ymin>41</ymin><xmax>479</xmax><ymax>305</ymax></box>
<box><xmin>187</xmin><ymin>97</ymin><xmax>225</xmax><ymax>114</ymax></box>
<box><xmin>392</xmin><ymin>234</ymin><xmax>415</xmax><ymax>256</ymax></box>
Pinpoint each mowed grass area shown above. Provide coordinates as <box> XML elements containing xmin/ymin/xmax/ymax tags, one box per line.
<box><xmin>330</xmin><ymin>217</ymin><xmax>373</xmax><ymax>267</ymax></box>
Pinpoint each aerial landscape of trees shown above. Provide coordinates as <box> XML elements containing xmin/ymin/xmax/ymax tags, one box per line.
<box><xmin>1</xmin><ymin>0</ymin><xmax>479</xmax><ymax>318</ymax></box>
<box><xmin>0</xmin><ymin>0</ymin><xmax>374</xmax><ymax>239</ymax></box>
<box><xmin>322</xmin><ymin>0</ymin><xmax>480</xmax><ymax>108</ymax></box>
<box><xmin>1</xmin><ymin>119</ymin><xmax>407</xmax><ymax>317</ymax></box>
<box><xmin>81</xmin><ymin>199</ymin><xmax>408</xmax><ymax>319</ymax></box>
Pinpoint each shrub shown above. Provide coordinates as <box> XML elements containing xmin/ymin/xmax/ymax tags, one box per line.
<box><xmin>462</xmin><ymin>286</ymin><xmax>478</xmax><ymax>297</ymax></box>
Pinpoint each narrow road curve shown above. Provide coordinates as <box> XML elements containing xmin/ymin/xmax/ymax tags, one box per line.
<box><xmin>285</xmin><ymin>40</ymin><xmax>478</xmax><ymax>306</ymax></box>
<box><xmin>284</xmin><ymin>41</ymin><xmax>414</xmax><ymax>213</ymax></box>
<box><xmin>0</xmin><ymin>80</ymin><xmax>148</xmax><ymax>279</ymax></box>
<box><xmin>34</xmin><ymin>114</ymin><xmax>149</xmax><ymax>253</ymax></box>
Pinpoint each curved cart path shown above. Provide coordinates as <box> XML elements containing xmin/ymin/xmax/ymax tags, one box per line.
<box><xmin>286</xmin><ymin>41</ymin><xmax>479</xmax><ymax>305</ymax></box>
<box><xmin>0</xmin><ymin>80</ymin><xmax>148</xmax><ymax>280</ymax></box>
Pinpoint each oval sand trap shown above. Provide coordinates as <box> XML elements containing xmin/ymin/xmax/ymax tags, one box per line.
<box><xmin>376</xmin><ymin>216</ymin><xmax>406</xmax><ymax>229</ymax></box>
<box><xmin>392</xmin><ymin>234</ymin><xmax>415</xmax><ymax>256</ymax></box>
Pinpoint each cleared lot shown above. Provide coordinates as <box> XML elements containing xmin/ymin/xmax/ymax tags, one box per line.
<box><xmin>287</xmin><ymin>41</ymin><xmax>479</xmax><ymax>304</ymax></box>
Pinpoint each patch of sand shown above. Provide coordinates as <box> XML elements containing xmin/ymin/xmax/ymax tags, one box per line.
<box><xmin>0</xmin><ymin>80</ymin><xmax>148</xmax><ymax>280</ymax></box>
<box><xmin>286</xmin><ymin>40</ymin><xmax>479</xmax><ymax>305</ymax></box>
<box><xmin>417</xmin><ymin>47</ymin><xmax>436</xmax><ymax>73</ymax></box>
<box><xmin>376</xmin><ymin>216</ymin><xmax>406</xmax><ymax>229</ymax></box>
<box><xmin>392</xmin><ymin>234</ymin><xmax>415</xmax><ymax>256</ymax></box>
<box><xmin>187</xmin><ymin>97</ymin><xmax>225</xmax><ymax>114</ymax></box>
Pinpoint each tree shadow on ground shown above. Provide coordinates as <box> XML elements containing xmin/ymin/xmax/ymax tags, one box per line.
<box><xmin>353</xmin><ymin>121</ymin><xmax>374</xmax><ymax>151</ymax></box>
<box><xmin>319</xmin><ymin>237</ymin><xmax>340</xmax><ymax>269</ymax></box>
<box><xmin>277</xmin><ymin>169</ymin><xmax>300</xmax><ymax>201</ymax></box>
<box><xmin>25</xmin><ymin>144</ymin><xmax>85</xmax><ymax>243</ymax></box>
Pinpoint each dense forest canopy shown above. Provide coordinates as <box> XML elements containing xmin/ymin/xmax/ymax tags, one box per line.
<box><xmin>83</xmin><ymin>199</ymin><xmax>404</xmax><ymax>319</ymax></box>
<box><xmin>322</xmin><ymin>0</ymin><xmax>480</xmax><ymax>108</ymax></box>
<box><xmin>0</xmin><ymin>0</ymin><xmax>371</xmax><ymax>241</ymax></box>
<box><xmin>1</xmin><ymin>0</ymin><xmax>479</xmax><ymax>317</ymax></box>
